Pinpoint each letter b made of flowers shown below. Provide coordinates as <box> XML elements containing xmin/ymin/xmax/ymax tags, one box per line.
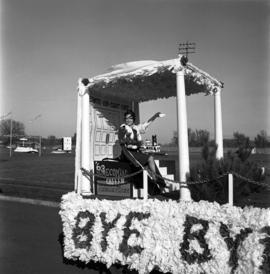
<box><xmin>180</xmin><ymin>215</ymin><xmax>212</xmax><ymax>264</ymax></box>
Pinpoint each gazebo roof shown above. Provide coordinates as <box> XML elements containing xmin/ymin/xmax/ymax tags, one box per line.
<box><xmin>81</xmin><ymin>56</ymin><xmax>223</xmax><ymax>102</ymax></box>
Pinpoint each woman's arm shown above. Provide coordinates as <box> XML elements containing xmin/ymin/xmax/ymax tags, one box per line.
<box><xmin>147</xmin><ymin>112</ymin><xmax>164</xmax><ymax>123</ymax></box>
<box><xmin>139</xmin><ymin>112</ymin><xmax>166</xmax><ymax>133</ymax></box>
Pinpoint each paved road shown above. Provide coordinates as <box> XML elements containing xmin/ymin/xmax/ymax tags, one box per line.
<box><xmin>0</xmin><ymin>197</ymin><xmax>135</xmax><ymax>274</ymax></box>
<box><xmin>0</xmin><ymin>194</ymin><xmax>269</xmax><ymax>274</ymax></box>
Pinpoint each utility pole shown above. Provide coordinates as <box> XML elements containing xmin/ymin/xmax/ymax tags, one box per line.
<box><xmin>9</xmin><ymin>117</ymin><xmax>13</xmax><ymax>157</ymax></box>
<box><xmin>178</xmin><ymin>41</ymin><xmax>196</xmax><ymax>63</ymax></box>
<box><xmin>29</xmin><ymin>114</ymin><xmax>42</xmax><ymax>157</ymax></box>
<box><xmin>39</xmin><ymin>135</ymin><xmax>42</xmax><ymax>157</ymax></box>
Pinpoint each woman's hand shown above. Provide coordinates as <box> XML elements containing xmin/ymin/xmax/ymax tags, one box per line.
<box><xmin>151</xmin><ymin>112</ymin><xmax>166</xmax><ymax>121</ymax></box>
<box><xmin>156</xmin><ymin>112</ymin><xmax>166</xmax><ymax>118</ymax></box>
<box><xmin>146</xmin><ymin>112</ymin><xmax>166</xmax><ymax>125</ymax></box>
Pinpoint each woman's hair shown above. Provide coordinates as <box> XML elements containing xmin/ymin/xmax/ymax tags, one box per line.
<box><xmin>124</xmin><ymin>109</ymin><xmax>136</xmax><ymax>121</ymax></box>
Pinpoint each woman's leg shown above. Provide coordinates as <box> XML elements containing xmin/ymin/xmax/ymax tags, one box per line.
<box><xmin>148</xmin><ymin>155</ymin><xmax>167</xmax><ymax>188</ymax></box>
<box><xmin>147</xmin><ymin>155</ymin><xmax>157</xmax><ymax>180</ymax></box>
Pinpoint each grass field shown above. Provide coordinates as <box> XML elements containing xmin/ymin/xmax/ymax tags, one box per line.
<box><xmin>0</xmin><ymin>146</ymin><xmax>269</xmax><ymax>207</ymax></box>
<box><xmin>0</xmin><ymin>148</ymin><xmax>74</xmax><ymax>201</ymax></box>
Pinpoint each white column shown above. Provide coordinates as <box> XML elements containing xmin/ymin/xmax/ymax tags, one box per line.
<box><xmin>176</xmin><ymin>70</ymin><xmax>192</xmax><ymax>201</ymax></box>
<box><xmin>74</xmin><ymin>91</ymin><xmax>82</xmax><ymax>193</ymax></box>
<box><xmin>80</xmin><ymin>87</ymin><xmax>92</xmax><ymax>195</ymax></box>
<box><xmin>89</xmin><ymin>104</ymin><xmax>95</xmax><ymax>193</ymax></box>
<box><xmin>214</xmin><ymin>89</ymin><xmax>224</xmax><ymax>159</ymax></box>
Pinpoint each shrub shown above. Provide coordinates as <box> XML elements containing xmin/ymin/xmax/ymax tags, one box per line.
<box><xmin>188</xmin><ymin>144</ymin><xmax>266</xmax><ymax>204</ymax></box>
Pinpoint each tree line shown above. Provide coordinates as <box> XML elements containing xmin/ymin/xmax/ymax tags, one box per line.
<box><xmin>0</xmin><ymin>119</ymin><xmax>76</xmax><ymax>147</ymax></box>
<box><xmin>0</xmin><ymin>118</ymin><xmax>269</xmax><ymax>148</ymax></box>
<box><xmin>170</xmin><ymin>129</ymin><xmax>270</xmax><ymax>148</ymax></box>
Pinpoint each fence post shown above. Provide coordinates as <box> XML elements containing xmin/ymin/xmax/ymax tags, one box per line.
<box><xmin>143</xmin><ymin>170</ymin><xmax>148</xmax><ymax>200</ymax></box>
<box><xmin>228</xmin><ymin>173</ymin><xmax>233</xmax><ymax>206</ymax></box>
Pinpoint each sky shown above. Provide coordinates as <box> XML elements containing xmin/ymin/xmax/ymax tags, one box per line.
<box><xmin>1</xmin><ymin>0</ymin><xmax>269</xmax><ymax>143</ymax></box>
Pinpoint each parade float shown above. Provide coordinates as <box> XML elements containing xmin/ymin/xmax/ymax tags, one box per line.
<box><xmin>60</xmin><ymin>55</ymin><xmax>270</xmax><ymax>273</ymax></box>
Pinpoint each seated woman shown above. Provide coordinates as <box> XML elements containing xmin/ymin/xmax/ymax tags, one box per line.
<box><xmin>118</xmin><ymin>109</ymin><xmax>166</xmax><ymax>194</ymax></box>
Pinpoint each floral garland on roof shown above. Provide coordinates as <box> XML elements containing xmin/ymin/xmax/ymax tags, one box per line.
<box><xmin>60</xmin><ymin>192</ymin><xmax>270</xmax><ymax>274</ymax></box>
<box><xmin>87</xmin><ymin>64</ymin><xmax>222</xmax><ymax>100</ymax></box>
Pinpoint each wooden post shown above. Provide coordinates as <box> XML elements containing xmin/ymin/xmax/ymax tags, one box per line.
<box><xmin>214</xmin><ymin>89</ymin><xmax>224</xmax><ymax>159</ymax></box>
<box><xmin>143</xmin><ymin>170</ymin><xmax>148</xmax><ymax>200</ymax></box>
<box><xmin>176</xmin><ymin>69</ymin><xmax>192</xmax><ymax>201</ymax></box>
<box><xmin>228</xmin><ymin>173</ymin><xmax>233</xmax><ymax>205</ymax></box>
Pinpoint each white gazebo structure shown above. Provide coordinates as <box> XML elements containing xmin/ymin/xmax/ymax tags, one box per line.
<box><xmin>75</xmin><ymin>55</ymin><xmax>224</xmax><ymax>201</ymax></box>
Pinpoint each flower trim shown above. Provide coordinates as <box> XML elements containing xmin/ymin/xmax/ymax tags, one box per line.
<box><xmin>60</xmin><ymin>192</ymin><xmax>270</xmax><ymax>274</ymax></box>
<box><xmin>86</xmin><ymin>59</ymin><xmax>222</xmax><ymax>103</ymax></box>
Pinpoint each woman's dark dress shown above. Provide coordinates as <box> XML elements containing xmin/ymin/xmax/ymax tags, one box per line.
<box><xmin>119</xmin><ymin>125</ymin><xmax>165</xmax><ymax>195</ymax></box>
